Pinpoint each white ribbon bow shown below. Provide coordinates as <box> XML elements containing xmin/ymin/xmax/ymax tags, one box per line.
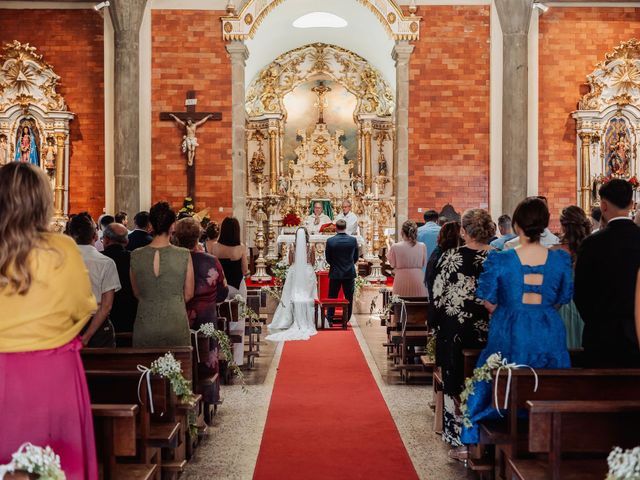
<box><xmin>137</xmin><ymin>365</ymin><xmax>155</xmax><ymax>414</ymax></box>
<box><xmin>399</xmin><ymin>300</ymin><xmax>408</xmax><ymax>335</ymax></box>
<box><xmin>190</xmin><ymin>329</ymin><xmax>200</xmax><ymax>362</ymax></box>
<box><xmin>493</xmin><ymin>359</ymin><xmax>539</xmax><ymax>416</ymax></box>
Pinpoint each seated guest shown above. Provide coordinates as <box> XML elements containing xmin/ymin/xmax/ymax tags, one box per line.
<box><xmin>387</xmin><ymin>220</ymin><xmax>428</xmax><ymax>298</ymax></box>
<box><xmin>334</xmin><ymin>199</ymin><xmax>359</xmax><ymax>235</ymax></box>
<box><xmin>203</xmin><ymin>221</ymin><xmax>220</xmax><ymax>254</ymax></box>
<box><xmin>504</xmin><ymin>196</ymin><xmax>559</xmax><ymax>249</ymax></box>
<box><xmin>552</xmin><ymin>206</ymin><xmax>591</xmax><ymax>349</ymax></box>
<box><xmin>127</xmin><ymin>210</ymin><xmax>153</xmax><ymax>251</ymax></box>
<box><xmin>460</xmin><ymin>197</ymin><xmax>572</xmax><ymax>449</ymax></box>
<box><xmin>174</xmin><ymin>217</ymin><xmax>229</xmax><ymax>328</ymax></box>
<box><xmin>304</xmin><ymin>201</ymin><xmax>331</xmax><ymax>234</ymax></box>
<box><xmin>417</xmin><ymin>209</ymin><xmax>441</xmax><ymax>262</ymax></box>
<box><xmin>115</xmin><ymin>211</ymin><xmax>129</xmax><ymax>230</ymax></box>
<box><xmin>575</xmin><ymin>179</ymin><xmax>640</xmax><ymax>367</ymax></box>
<box><xmin>209</xmin><ymin>217</ymin><xmax>249</xmax><ymax>300</ymax></box>
<box><xmin>489</xmin><ymin>214</ymin><xmax>516</xmax><ymax>250</ymax></box>
<box><xmin>0</xmin><ymin>163</ymin><xmax>98</xmax><ymax>479</ymax></box>
<box><xmin>94</xmin><ymin>214</ymin><xmax>114</xmax><ymax>252</ymax></box>
<box><xmin>69</xmin><ymin>213</ymin><xmax>120</xmax><ymax>347</ymax></box>
<box><xmin>102</xmin><ymin>223</ymin><xmax>137</xmax><ymax>333</ymax></box>
<box><xmin>131</xmin><ymin>202</ymin><xmax>194</xmax><ymax>347</ymax></box>
<box><xmin>432</xmin><ymin>209</ymin><xmax>494</xmax><ymax>455</ymax></box>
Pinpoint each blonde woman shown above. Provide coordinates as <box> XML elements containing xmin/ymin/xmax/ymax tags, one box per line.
<box><xmin>388</xmin><ymin>220</ymin><xmax>428</xmax><ymax>297</ymax></box>
<box><xmin>0</xmin><ymin>163</ymin><xmax>98</xmax><ymax>479</ymax></box>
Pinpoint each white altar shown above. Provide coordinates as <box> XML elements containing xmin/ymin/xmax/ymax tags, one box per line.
<box><xmin>277</xmin><ymin>233</ymin><xmax>365</xmax><ymax>271</ymax></box>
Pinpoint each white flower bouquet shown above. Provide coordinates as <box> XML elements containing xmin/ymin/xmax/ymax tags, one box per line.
<box><xmin>606</xmin><ymin>446</ymin><xmax>640</xmax><ymax>480</ymax></box>
<box><xmin>0</xmin><ymin>443</ymin><xmax>65</xmax><ymax>480</ymax></box>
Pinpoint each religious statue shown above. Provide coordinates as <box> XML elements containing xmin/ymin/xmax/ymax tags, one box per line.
<box><xmin>607</xmin><ymin>130</ymin><xmax>631</xmax><ymax>176</ymax></box>
<box><xmin>311</xmin><ymin>81</ymin><xmax>331</xmax><ymax>125</ymax></box>
<box><xmin>352</xmin><ymin>174</ymin><xmax>364</xmax><ymax>196</ymax></box>
<box><xmin>169</xmin><ymin>113</ymin><xmax>214</xmax><ymax>167</ymax></box>
<box><xmin>378</xmin><ymin>151</ymin><xmax>388</xmax><ymax>176</ymax></box>
<box><xmin>15</xmin><ymin>125</ymin><xmax>39</xmax><ymax>165</ymax></box>
<box><xmin>44</xmin><ymin>137</ymin><xmax>56</xmax><ymax>170</ymax></box>
<box><xmin>277</xmin><ymin>173</ymin><xmax>289</xmax><ymax>196</ymax></box>
<box><xmin>0</xmin><ymin>135</ymin><xmax>8</xmax><ymax>165</ymax></box>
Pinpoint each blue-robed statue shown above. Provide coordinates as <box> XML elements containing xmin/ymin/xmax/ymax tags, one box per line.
<box><xmin>15</xmin><ymin>126</ymin><xmax>39</xmax><ymax>166</ymax></box>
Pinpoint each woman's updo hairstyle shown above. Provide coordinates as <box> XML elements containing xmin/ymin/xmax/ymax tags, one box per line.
<box><xmin>512</xmin><ymin>197</ymin><xmax>549</xmax><ymax>242</ymax></box>
<box><xmin>402</xmin><ymin>220</ymin><xmax>418</xmax><ymax>245</ymax></box>
<box><xmin>461</xmin><ymin>209</ymin><xmax>496</xmax><ymax>244</ymax></box>
<box><xmin>149</xmin><ymin>201</ymin><xmax>176</xmax><ymax>236</ymax></box>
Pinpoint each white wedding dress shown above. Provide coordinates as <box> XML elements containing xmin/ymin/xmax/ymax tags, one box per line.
<box><xmin>266</xmin><ymin>228</ymin><xmax>319</xmax><ymax>341</ymax></box>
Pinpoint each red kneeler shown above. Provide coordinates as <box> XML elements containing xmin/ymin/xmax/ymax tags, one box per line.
<box><xmin>314</xmin><ymin>271</ymin><xmax>350</xmax><ymax>330</ymax></box>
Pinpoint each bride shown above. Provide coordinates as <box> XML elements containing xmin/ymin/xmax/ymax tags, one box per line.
<box><xmin>266</xmin><ymin>227</ymin><xmax>319</xmax><ymax>341</ymax></box>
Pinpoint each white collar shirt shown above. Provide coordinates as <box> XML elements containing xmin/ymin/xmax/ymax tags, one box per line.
<box><xmin>77</xmin><ymin>244</ymin><xmax>122</xmax><ymax>305</ymax></box>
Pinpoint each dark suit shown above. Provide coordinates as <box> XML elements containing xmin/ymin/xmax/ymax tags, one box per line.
<box><xmin>325</xmin><ymin>232</ymin><xmax>360</xmax><ymax>320</ymax></box>
<box><xmin>574</xmin><ymin>218</ymin><xmax>640</xmax><ymax>367</ymax></box>
<box><xmin>102</xmin><ymin>244</ymin><xmax>138</xmax><ymax>332</ymax></box>
<box><xmin>127</xmin><ymin>229</ymin><xmax>152</xmax><ymax>251</ymax></box>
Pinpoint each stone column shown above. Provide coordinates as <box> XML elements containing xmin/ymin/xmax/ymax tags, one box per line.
<box><xmin>495</xmin><ymin>0</ymin><xmax>534</xmax><ymax>216</ymax></box>
<box><xmin>109</xmin><ymin>0</ymin><xmax>147</xmax><ymax>215</ymax></box>
<box><xmin>392</xmin><ymin>41</ymin><xmax>414</xmax><ymax>237</ymax></box>
<box><xmin>579</xmin><ymin>133</ymin><xmax>592</xmax><ymax>212</ymax></box>
<box><xmin>363</xmin><ymin>123</ymin><xmax>373</xmax><ymax>194</ymax></box>
<box><xmin>226</xmin><ymin>41</ymin><xmax>249</xmax><ymax>232</ymax></box>
<box><xmin>54</xmin><ymin>133</ymin><xmax>66</xmax><ymax>218</ymax></box>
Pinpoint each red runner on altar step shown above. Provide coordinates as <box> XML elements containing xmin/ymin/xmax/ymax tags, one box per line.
<box><xmin>253</xmin><ymin>330</ymin><xmax>419</xmax><ymax>480</ymax></box>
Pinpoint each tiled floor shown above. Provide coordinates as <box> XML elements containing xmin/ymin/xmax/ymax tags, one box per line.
<box><xmin>183</xmin><ymin>314</ymin><xmax>472</xmax><ymax>480</ymax></box>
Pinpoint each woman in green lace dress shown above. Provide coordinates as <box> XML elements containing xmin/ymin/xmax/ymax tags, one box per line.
<box><xmin>552</xmin><ymin>206</ymin><xmax>591</xmax><ymax>349</ymax></box>
<box><xmin>131</xmin><ymin>202</ymin><xmax>194</xmax><ymax>347</ymax></box>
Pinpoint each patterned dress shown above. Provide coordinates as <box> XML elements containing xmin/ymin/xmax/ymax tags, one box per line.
<box><xmin>432</xmin><ymin>246</ymin><xmax>490</xmax><ymax>446</ymax></box>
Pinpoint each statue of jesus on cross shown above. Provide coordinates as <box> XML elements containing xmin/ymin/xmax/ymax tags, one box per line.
<box><xmin>169</xmin><ymin>113</ymin><xmax>214</xmax><ymax>167</ymax></box>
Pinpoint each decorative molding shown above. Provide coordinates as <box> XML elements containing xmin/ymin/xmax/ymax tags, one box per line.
<box><xmin>221</xmin><ymin>0</ymin><xmax>421</xmax><ymax>41</ymax></box>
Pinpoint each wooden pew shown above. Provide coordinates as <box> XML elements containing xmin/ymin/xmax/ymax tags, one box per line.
<box><xmin>508</xmin><ymin>400</ymin><xmax>640</xmax><ymax>480</ymax></box>
<box><xmin>387</xmin><ymin>299</ymin><xmax>429</xmax><ymax>382</ymax></box>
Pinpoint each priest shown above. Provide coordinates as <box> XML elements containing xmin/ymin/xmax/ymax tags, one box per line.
<box><xmin>305</xmin><ymin>201</ymin><xmax>332</xmax><ymax>234</ymax></box>
<box><xmin>334</xmin><ymin>199</ymin><xmax>359</xmax><ymax>236</ymax></box>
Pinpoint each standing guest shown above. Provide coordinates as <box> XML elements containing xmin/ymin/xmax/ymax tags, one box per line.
<box><xmin>203</xmin><ymin>221</ymin><xmax>220</xmax><ymax>254</ymax></box>
<box><xmin>334</xmin><ymin>199</ymin><xmax>359</xmax><ymax>235</ymax></box>
<box><xmin>325</xmin><ymin>219</ymin><xmax>360</xmax><ymax>321</ymax></box>
<box><xmin>387</xmin><ymin>220</ymin><xmax>428</xmax><ymax>297</ymax></box>
<box><xmin>94</xmin><ymin>214</ymin><xmax>115</xmax><ymax>252</ymax></box>
<box><xmin>115</xmin><ymin>211</ymin><xmax>129</xmax><ymax>230</ymax></box>
<box><xmin>425</xmin><ymin>221</ymin><xmax>462</xmax><ymax>300</ymax></box>
<box><xmin>102</xmin><ymin>223</ymin><xmax>138</xmax><ymax>333</ymax></box>
<box><xmin>209</xmin><ymin>217</ymin><xmax>249</xmax><ymax>300</ymax></box>
<box><xmin>68</xmin><ymin>213</ymin><xmax>120</xmax><ymax>347</ymax></box>
<box><xmin>130</xmin><ymin>202</ymin><xmax>194</xmax><ymax>347</ymax></box>
<box><xmin>489</xmin><ymin>214</ymin><xmax>516</xmax><ymax>251</ymax></box>
<box><xmin>575</xmin><ymin>179</ymin><xmax>640</xmax><ymax>367</ymax></box>
<box><xmin>551</xmin><ymin>206</ymin><xmax>591</xmax><ymax>349</ymax></box>
<box><xmin>0</xmin><ymin>163</ymin><xmax>98</xmax><ymax>479</ymax></box>
<box><xmin>504</xmin><ymin>196</ymin><xmax>559</xmax><ymax>249</ymax></box>
<box><xmin>417</xmin><ymin>210</ymin><xmax>441</xmax><ymax>262</ymax></box>
<box><xmin>432</xmin><ymin>209</ymin><xmax>494</xmax><ymax>456</ymax></box>
<box><xmin>590</xmin><ymin>206</ymin><xmax>602</xmax><ymax>232</ymax></box>
<box><xmin>461</xmin><ymin>197</ymin><xmax>572</xmax><ymax>448</ymax></box>
<box><xmin>127</xmin><ymin>211</ymin><xmax>153</xmax><ymax>251</ymax></box>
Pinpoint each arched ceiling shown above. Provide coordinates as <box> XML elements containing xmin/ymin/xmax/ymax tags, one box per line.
<box><xmin>242</xmin><ymin>0</ymin><xmax>397</xmax><ymax>91</ymax></box>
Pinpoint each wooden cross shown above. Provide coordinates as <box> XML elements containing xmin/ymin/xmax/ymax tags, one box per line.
<box><xmin>160</xmin><ymin>90</ymin><xmax>222</xmax><ymax>204</ymax></box>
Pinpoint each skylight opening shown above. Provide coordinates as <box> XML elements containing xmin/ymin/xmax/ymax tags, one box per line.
<box><xmin>293</xmin><ymin>12</ymin><xmax>348</xmax><ymax>29</ymax></box>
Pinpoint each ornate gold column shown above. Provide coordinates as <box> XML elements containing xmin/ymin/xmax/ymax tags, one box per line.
<box><xmin>269</xmin><ymin>129</ymin><xmax>277</xmax><ymax>193</ymax></box>
<box><xmin>364</xmin><ymin>128</ymin><xmax>372</xmax><ymax>193</ymax></box>
<box><xmin>579</xmin><ymin>132</ymin><xmax>592</xmax><ymax>212</ymax></box>
<box><xmin>54</xmin><ymin>133</ymin><xmax>66</xmax><ymax>217</ymax></box>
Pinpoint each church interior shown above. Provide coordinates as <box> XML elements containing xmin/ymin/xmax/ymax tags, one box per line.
<box><xmin>1</xmin><ymin>0</ymin><xmax>640</xmax><ymax>479</ymax></box>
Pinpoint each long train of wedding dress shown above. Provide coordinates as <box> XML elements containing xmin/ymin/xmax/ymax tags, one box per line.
<box><xmin>266</xmin><ymin>229</ymin><xmax>319</xmax><ymax>341</ymax></box>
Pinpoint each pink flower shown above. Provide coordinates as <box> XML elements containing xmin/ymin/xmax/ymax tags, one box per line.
<box><xmin>206</xmin><ymin>268</ymin><xmax>219</xmax><ymax>286</ymax></box>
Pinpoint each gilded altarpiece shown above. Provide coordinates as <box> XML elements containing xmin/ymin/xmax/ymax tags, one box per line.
<box><xmin>0</xmin><ymin>41</ymin><xmax>74</xmax><ymax>222</ymax></box>
<box><xmin>573</xmin><ymin>40</ymin><xmax>640</xmax><ymax>210</ymax></box>
<box><xmin>245</xmin><ymin>43</ymin><xmax>395</xmax><ymax>280</ymax></box>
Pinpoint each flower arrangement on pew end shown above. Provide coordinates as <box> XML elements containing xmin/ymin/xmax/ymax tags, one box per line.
<box><xmin>606</xmin><ymin>446</ymin><xmax>640</xmax><ymax>480</ymax></box>
<box><xmin>263</xmin><ymin>259</ymin><xmax>289</xmax><ymax>305</ymax></box>
<box><xmin>460</xmin><ymin>352</ymin><xmax>504</xmax><ymax>428</ymax></box>
<box><xmin>198</xmin><ymin>322</ymin><xmax>245</xmax><ymax>391</ymax></box>
<box><xmin>0</xmin><ymin>443</ymin><xmax>65</xmax><ymax>480</ymax></box>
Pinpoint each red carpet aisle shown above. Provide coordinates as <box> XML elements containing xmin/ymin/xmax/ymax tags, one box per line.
<box><xmin>253</xmin><ymin>330</ymin><xmax>419</xmax><ymax>480</ymax></box>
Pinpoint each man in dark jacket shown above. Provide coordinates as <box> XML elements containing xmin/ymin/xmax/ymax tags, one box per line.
<box><xmin>325</xmin><ymin>219</ymin><xmax>360</xmax><ymax>322</ymax></box>
<box><xmin>127</xmin><ymin>211</ymin><xmax>153</xmax><ymax>251</ymax></box>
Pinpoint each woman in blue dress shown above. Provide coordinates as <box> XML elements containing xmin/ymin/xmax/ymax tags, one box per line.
<box><xmin>460</xmin><ymin>197</ymin><xmax>573</xmax><ymax>445</ymax></box>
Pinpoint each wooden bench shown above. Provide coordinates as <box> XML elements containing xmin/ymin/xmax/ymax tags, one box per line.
<box><xmin>508</xmin><ymin>400</ymin><xmax>640</xmax><ymax>480</ymax></box>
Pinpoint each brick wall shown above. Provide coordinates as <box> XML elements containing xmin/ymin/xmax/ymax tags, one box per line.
<box><xmin>151</xmin><ymin>10</ymin><xmax>232</xmax><ymax>222</ymax></box>
<box><xmin>0</xmin><ymin>9</ymin><xmax>105</xmax><ymax>218</ymax></box>
<box><xmin>539</xmin><ymin>8</ymin><xmax>640</xmax><ymax>223</ymax></box>
<box><xmin>408</xmin><ymin>5</ymin><xmax>491</xmax><ymax>220</ymax></box>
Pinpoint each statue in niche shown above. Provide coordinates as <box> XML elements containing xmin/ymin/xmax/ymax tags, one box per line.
<box><xmin>44</xmin><ymin>137</ymin><xmax>56</xmax><ymax>170</ymax></box>
<box><xmin>0</xmin><ymin>135</ymin><xmax>8</xmax><ymax>165</ymax></box>
<box><xmin>14</xmin><ymin>124</ymin><xmax>39</xmax><ymax>165</ymax></box>
<box><xmin>168</xmin><ymin>113</ymin><xmax>214</xmax><ymax>167</ymax></box>
<box><xmin>352</xmin><ymin>174</ymin><xmax>364</xmax><ymax>196</ymax></box>
<box><xmin>378</xmin><ymin>152</ymin><xmax>388</xmax><ymax>176</ymax></box>
<box><xmin>277</xmin><ymin>174</ymin><xmax>289</xmax><ymax>196</ymax></box>
<box><xmin>607</xmin><ymin>130</ymin><xmax>631</xmax><ymax>177</ymax></box>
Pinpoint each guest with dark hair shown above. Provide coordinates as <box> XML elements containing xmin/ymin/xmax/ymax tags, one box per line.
<box><xmin>504</xmin><ymin>196</ymin><xmax>559</xmax><ymax>249</ymax></box>
<box><xmin>461</xmin><ymin>197</ymin><xmax>572</xmax><ymax>448</ymax></box>
<box><xmin>115</xmin><ymin>211</ymin><xmax>128</xmax><ymax>229</ymax></box>
<box><xmin>68</xmin><ymin>212</ymin><xmax>120</xmax><ymax>348</ymax></box>
<box><xmin>130</xmin><ymin>202</ymin><xmax>194</xmax><ymax>347</ymax></box>
<box><xmin>128</xmin><ymin>211</ymin><xmax>153</xmax><ymax>251</ymax></box>
<box><xmin>417</xmin><ymin>209</ymin><xmax>441</xmax><ymax>264</ymax></box>
<box><xmin>203</xmin><ymin>221</ymin><xmax>220</xmax><ymax>254</ymax></box>
<box><xmin>425</xmin><ymin>221</ymin><xmax>462</xmax><ymax>301</ymax></box>
<box><xmin>0</xmin><ymin>163</ymin><xmax>98</xmax><ymax>479</ymax></box>
<box><xmin>209</xmin><ymin>217</ymin><xmax>249</xmax><ymax>300</ymax></box>
<box><xmin>551</xmin><ymin>206</ymin><xmax>591</xmax><ymax>348</ymax></box>
<box><xmin>590</xmin><ymin>205</ymin><xmax>602</xmax><ymax>232</ymax></box>
<box><xmin>575</xmin><ymin>179</ymin><xmax>640</xmax><ymax>367</ymax></box>
<box><xmin>388</xmin><ymin>220</ymin><xmax>427</xmax><ymax>297</ymax></box>
<box><xmin>102</xmin><ymin>223</ymin><xmax>137</xmax><ymax>333</ymax></box>
<box><xmin>432</xmin><ymin>209</ymin><xmax>494</xmax><ymax>455</ymax></box>
<box><xmin>489</xmin><ymin>214</ymin><xmax>516</xmax><ymax>251</ymax></box>
<box><xmin>94</xmin><ymin>214</ymin><xmax>115</xmax><ymax>252</ymax></box>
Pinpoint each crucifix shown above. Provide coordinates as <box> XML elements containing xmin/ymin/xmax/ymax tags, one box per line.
<box><xmin>160</xmin><ymin>90</ymin><xmax>222</xmax><ymax>203</ymax></box>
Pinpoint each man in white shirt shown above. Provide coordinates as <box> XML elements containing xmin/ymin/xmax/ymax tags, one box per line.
<box><xmin>68</xmin><ymin>212</ymin><xmax>121</xmax><ymax>347</ymax></box>
<box><xmin>305</xmin><ymin>201</ymin><xmax>332</xmax><ymax>234</ymax></box>
<box><xmin>334</xmin><ymin>199</ymin><xmax>359</xmax><ymax>235</ymax></box>
<box><xmin>504</xmin><ymin>195</ymin><xmax>559</xmax><ymax>249</ymax></box>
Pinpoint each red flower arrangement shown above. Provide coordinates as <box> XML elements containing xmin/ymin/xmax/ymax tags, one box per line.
<box><xmin>282</xmin><ymin>212</ymin><xmax>301</xmax><ymax>227</ymax></box>
<box><xmin>629</xmin><ymin>176</ymin><xmax>639</xmax><ymax>189</ymax></box>
<box><xmin>320</xmin><ymin>223</ymin><xmax>336</xmax><ymax>234</ymax></box>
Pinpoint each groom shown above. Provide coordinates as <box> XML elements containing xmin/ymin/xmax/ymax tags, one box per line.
<box><xmin>325</xmin><ymin>219</ymin><xmax>360</xmax><ymax>322</ymax></box>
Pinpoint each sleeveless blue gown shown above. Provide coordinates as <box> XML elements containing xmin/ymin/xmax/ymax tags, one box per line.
<box><xmin>460</xmin><ymin>248</ymin><xmax>573</xmax><ymax>444</ymax></box>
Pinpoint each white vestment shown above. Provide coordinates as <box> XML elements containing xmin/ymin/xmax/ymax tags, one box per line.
<box><xmin>304</xmin><ymin>213</ymin><xmax>331</xmax><ymax>234</ymax></box>
<box><xmin>334</xmin><ymin>211</ymin><xmax>359</xmax><ymax>235</ymax></box>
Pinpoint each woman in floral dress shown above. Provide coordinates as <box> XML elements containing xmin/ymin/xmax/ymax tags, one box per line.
<box><xmin>432</xmin><ymin>209</ymin><xmax>495</xmax><ymax>459</ymax></box>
